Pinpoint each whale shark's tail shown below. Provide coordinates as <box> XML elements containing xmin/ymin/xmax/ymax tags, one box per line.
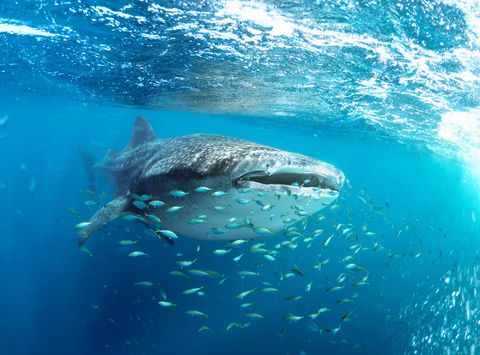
<box><xmin>76</xmin><ymin>143</ymin><xmax>96</xmax><ymax>195</ymax></box>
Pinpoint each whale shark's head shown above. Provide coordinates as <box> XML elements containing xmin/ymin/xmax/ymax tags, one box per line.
<box><xmin>230</xmin><ymin>150</ymin><xmax>344</xmax><ymax>201</ymax></box>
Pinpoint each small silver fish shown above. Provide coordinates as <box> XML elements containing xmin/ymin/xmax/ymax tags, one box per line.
<box><xmin>213</xmin><ymin>249</ymin><xmax>230</xmax><ymax>256</ymax></box>
<box><xmin>236</xmin><ymin>198</ymin><xmax>250</xmax><ymax>205</ymax></box>
<box><xmin>235</xmin><ymin>289</ymin><xmax>256</xmax><ymax>299</ymax></box>
<box><xmin>305</xmin><ymin>281</ymin><xmax>313</xmax><ymax>292</ymax></box>
<box><xmin>176</xmin><ymin>258</ymin><xmax>197</xmax><ymax>268</ymax></box>
<box><xmin>149</xmin><ymin>200</ymin><xmax>165</xmax><ymax>208</ymax></box>
<box><xmin>233</xmin><ymin>254</ymin><xmax>244</xmax><ymax>262</ymax></box>
<box><xmin>128</xmin><ymin>251</ymin><xmax>148</xmax><ymax>257</ymax></box>
<box><xmin>169</xmin><ymin>270</ymin><xmax>190</xmax><ymax>279</ymax></box>
<box><xmin>188</xmin><ymin>218</ymin><xmax>206</xmax><ymax>224</ymax></box>
<box><xmin>166</xmin><ymin>206</ymin><xmax>183</xmax><ymax>213</ymax></box>
<box><xmin>237</xmin><ymin>270</ymin><xmax>260</xmax><ymax>277</ymax></box>
<box><xmin>194</xmin><ymin>186</ymin><xmax>211</xmax><ymax>192</ymax></box>
<box><xmin>183</xmin><ymin>287</ymin><xmax>204</xmax><ymax>295</ymax></box>
<box><xmin>75</xmin><ymin>222</ymin><xmax>91</xmax><ymax>230</ymax></box>
<box><xmin>132</xmin><ymin>200</ymin><xmax>148</xmax><ymax>210</ymax></box>
<box><xmin>253</xmin><ymin>227</ymin><xmax>274</xmax><ymax>236</ymax></box>
<box><xmin>211</xmin><ymin>227</ymin><xmax>227</xmax><ymax>234</ymax></box>
<box><xmin>158</xmin><ymin>229</ymin><xmax>179</xmax><ymax>239</ymax></box>
<box><xmin>134</xmin><ymin>281</ymin><xmax>154</xmax><ymax>286</ymax></box>
<box><xmin>185</xmin><ymin>310</ymin><xmax>208</xmax><ymax>318</ymax></box>
<box><xmin>264</xmin><ymin>254</ymin><xmax>276</xmax><ymax>261</ymax></box>
<box><xmin>118</xmin><ymin>240</ymin><xmax>137</xmax><ymax>246</ymax></box>
<box><xmin>158</xmin><ymin>301</ymin><xmax>177</xmax><ymax>307</ymax></box>
<box><xmin>146</xmin><ymin>214</ymin><xmax>161</xmax><ymax>224</ymax></box>
<box><xmin>284</xmin><ymin>314</ymin><xmax>304</xmax><ymax>321</ymax></box>
<box><xmin>245</xmin><ymin>313</ymin><xmax>267</xmax><ymax>321</ymax></box>
<box><xmin>170</xmin><ymin>190</ymin><xmax>189</xmax><ymax>197</ymax></box>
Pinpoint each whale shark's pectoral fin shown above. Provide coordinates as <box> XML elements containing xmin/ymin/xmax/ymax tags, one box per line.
<box><xmin>78</xmin><ymin>196</ymin><xmax>129</xmax><ymax>246</ymax></box>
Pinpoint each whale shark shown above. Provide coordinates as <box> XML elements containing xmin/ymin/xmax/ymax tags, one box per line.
<box><xmin>77</xmin><ymin>116</ymin><xmax>344</xmax><ymax>246</ymax></box>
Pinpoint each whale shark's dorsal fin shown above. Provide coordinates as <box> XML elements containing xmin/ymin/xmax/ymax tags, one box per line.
<box><xmin>124</xmin><ymin>116</ymin><xmax>158</xmax><ymax>150</ymax></box>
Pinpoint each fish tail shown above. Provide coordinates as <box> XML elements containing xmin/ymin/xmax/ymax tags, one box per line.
<box><xmin>75</xmin><ymin>143</ymin><xmax>97</xmax><ymax>195</ymax></box>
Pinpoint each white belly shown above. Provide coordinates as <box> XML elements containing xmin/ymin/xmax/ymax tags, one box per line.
<box><xmin>141</xmin><ymin>188</ymin><xmax>339</xmax><ymax>240</ymax></box>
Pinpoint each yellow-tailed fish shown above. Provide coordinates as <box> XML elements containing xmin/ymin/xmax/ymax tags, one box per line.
<box><xmin>148</xmin><ymin>200</ymin><xmax>165</xmax><ymax>208</ymax></box>
<box><xmin>291</xmin><ymin>268</ymin><xmax>305</xmax><ymax>277</ymax></box>
<box><xmin>226</xmin><ymin>322</ymin><xmax>243</xmax><ymax>331</ymax></box>
<box><xmin>79</xmin><ymin>246</ymin><xmax>93</xmax><ymax>257</ymax></box>
<box><xmin>285</xmin><ymin>295</ymin><xmax>302</xmax><ymax>301</ymax></box>
<box><xmin>158</xmin><ymin>229</ymin><xmax>178</xmax><ymax>239</ymax></box>
<box><xmin>183</xmin><ymin>287</ymin><xmax>204</xmax><ymax>295</ymax></box>
<box><xmin>237</xmin><ymin>270</ymin><xmax>260</xmax><ymax>277</ymax></box>
<box><xmin>185</xmin><ymin>310</ymin><xmax>208</xmax><ymax>318</ymax></box>
<box><xmin>233</xmin><ymin>254</ymin><xmax>244</xmax><ymax>263</ymax></box>
<box><xmin>345</xmin><ymin>263</ymin><xmax>365</xmax><ymax>271</ymax></box>
<box><xmin>212</xmin><ymin>249</ymin><xmax>230</xmax><ymax>256</ymax></box>
<box><xmin>134</xmin><ymin>281</ymin><xmax>154</xmax><ymax>286</ymax></box>
<box><xmin>188</xmin><ymin>218</ymin><xmax>206</xmax><ymax>224</ymax></box>
<box><xmin>158</xmin><ymin>301</ymin><xmax>177</xmax><ymax>307</ymax></box>
<box><xmin>67</xmin><ymin>206</ymin><xmax>81</xmax><ymax>217</ymax></box>
<box><xmin>284</xmin><ymin>314</ymin><xmax>304</xmax><ymax>321</ymax></box>
<box><xmin>176</xmin><ymin>258</ymin><xmax>197</xmax><ymax>267</ymax></box>
<box><xmin>194</xmin><ymin>186</ymin><xmax>211</xmax><ymax>192</ymax></box>
<box><xmin>170</xmin><ymin>190</ymin><xmax>188</xmax><ymax>197</ymax></box>
<box><xmin>189</xmin><ymin>269</ymin><xmax>211</xmax><ymax>277</ymax></box>
<box><xmin>75</xmin><ymin>222</ymin><xmax>91</xmax><ymax>230</ymax></box>
<box><xmin>146</xmin><ymin>214</ymin><xmax>161</xmax><ymax>224</ymax></box>
<box><xmin>159</xmin><ymin>287</ymin><xmax>167</xmax><ymax>300</ymax></box>
<box><xmin>169</xmin><ymin>270</ymin><xmax>190</xmax><ymax>279</ymax></box>
<box><xmin>322</xmin><ymin>234</ymin><xmax>334</xmax><ymax>247</ymax></box>
<box><xmin>128</xmin><ymin>251</ymin><xmax>148</xmax><ymax>257</ymax></box>
<box><xmin>198</xmin><ymin>326</ymin><xmax>212</xmax><ymax>332</ymax></box>
<box><xmin>341</xmin><ymin>309</ymin><xmax>356</xmax><ymax>322</ymax></box>
<box><xmin>118</xmin><ymin>240</ymin><xmax>137</xmax><ymax>246</ymax></box>
<box><xmin>305</xmin><ymin>281</ymin><xmax>313</xmax><ymax>292</ymax></box>
<box><xmin>245</xmin><ymin>313</ymin><xmax>267</xmax><ymax>321</ymax></box>
<box><xmin>260</xmin><ymin>287</ymin><xmax>281</xmax><ymax>293</ymax></box>
<box><xmin>166</xmin><ymin>206</ymin><xmax>183</xmax><ymax>213</ymax></box>
<box><xmin>132</xmin><ymin>200</ymin><xmax>148</xmax><ymax>210</ymax></box>
<box><xmin>336</xmin><ymin>298</ymin><xmax>355</xmax><ymax>304</ymax></box>
<box><xmin>326</xmin><ymin>285</ymin><xmax>343</xmax><ymax>292</ymax></box>
<box><xmin>253</xmin><ymin>227</ymin><xmax>274</xmax><ymax>236</ymax></box>
<box><xmin>235</xmin><ymin>289</ymin><xmax>256</xmax><ymax>299</ymax></box>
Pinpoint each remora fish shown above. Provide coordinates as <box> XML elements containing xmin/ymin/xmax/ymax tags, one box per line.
<box><xmin>77</xmin><ymin>117</ymin><xmax>344</xmax><ymax>245</ymax></box>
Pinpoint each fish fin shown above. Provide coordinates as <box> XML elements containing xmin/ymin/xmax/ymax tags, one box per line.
<box><xmin>75</xmin><ymin>143</ymin><xmax>97</xmax><ymax>195</ymax></box>
<box><xmin>78</xmin><ymin>196</ymin><xmax>129</xmax><ymax>246</ymax></box>
<box><xmin>124</xmin><ymin>116</ymin><xmax>158</xmax><ymax>151</ymax></box>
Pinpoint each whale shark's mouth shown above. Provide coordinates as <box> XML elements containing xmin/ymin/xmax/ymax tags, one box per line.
<box><xmin>234</xmin><ymin>169</ymin><xmax>343</xmax><ymax>194</ymax></box>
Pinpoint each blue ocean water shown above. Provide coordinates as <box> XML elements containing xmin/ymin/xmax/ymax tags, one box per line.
<box><xmin>1</xmin><ymin>1</ymin><xmax>480</xmax><ymax>354</ymax></box>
